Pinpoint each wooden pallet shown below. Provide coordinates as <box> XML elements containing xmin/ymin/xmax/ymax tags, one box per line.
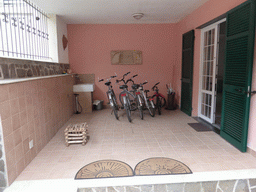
<box><xmin>64</xmin><ymin>123</ymin><xmax>89</xmax><ymax>147</ymax></box>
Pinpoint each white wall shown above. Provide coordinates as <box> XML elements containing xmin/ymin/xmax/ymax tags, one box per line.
<box><xmin>48</xmin><ymin>14</ymin><xmax>69</xmax><ymax>64</ymax></box>
<box><xmin>48</xmin><ymin>14</ymin><xmax>58</xmax><ymax>63</ymax></box>
<box><xmin>56</xmin><ymin>15</ymin><xmax>69</xmax><ymax>64</ymax></box>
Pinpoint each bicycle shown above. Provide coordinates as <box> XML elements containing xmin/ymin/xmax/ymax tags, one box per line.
<box><xmin>126</xmin><ymin>75</ymin><xmax>144</xmax><ymax>120</ymax></box>
<box><xmin>152</xmin><ymin>82</ymin><xmax>166</xmax><ymax>115</ymax></box>
<box><xmin>99</xmin><ymin>74</ymin><xmax>119</xmax><ymax>120</ymax></box>
<box><xmin>139</xmin><ymin>83</ymin><xmax>156</xmax><ymax>117</ymax></box>
<box><xmin>116</xmin><ymin>72</ymin><xmax>136</xmax><ymax>122</ymax></box>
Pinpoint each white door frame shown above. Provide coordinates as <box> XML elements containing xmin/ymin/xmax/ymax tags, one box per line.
<box><xmin>198</xmin><ymin>18</ymin><xmax>226</xmax><ymax>124</ymax></box>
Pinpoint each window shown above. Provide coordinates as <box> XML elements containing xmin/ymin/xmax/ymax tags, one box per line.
<box><xmin>0</xmin><ymin>0</ymin><xmax>49</xmax><ymax>60</ymax></box>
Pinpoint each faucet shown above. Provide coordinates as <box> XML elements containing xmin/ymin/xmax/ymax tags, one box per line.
<box><xmin>75</xmin><ymin>74</ymin><xmax>81</xmax><ymax>83</ymax></box>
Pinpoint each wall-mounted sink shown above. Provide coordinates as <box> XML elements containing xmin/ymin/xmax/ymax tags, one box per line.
<box><xmin>73</xmin><ymin>83</ymin><xmax>95</xmax><ymax>92</ymax></box>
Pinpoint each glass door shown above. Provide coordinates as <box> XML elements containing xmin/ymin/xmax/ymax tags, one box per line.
<box><xmin>199</xmin><ymin>25</ymin><xmax>218</xmax><ymax>123</ymax></box>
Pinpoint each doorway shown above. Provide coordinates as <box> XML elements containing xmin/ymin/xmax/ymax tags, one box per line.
<box><xmin>199</xmin><ymin>19</ymin><xmax>226</xmax><ymax>127</ymax></box>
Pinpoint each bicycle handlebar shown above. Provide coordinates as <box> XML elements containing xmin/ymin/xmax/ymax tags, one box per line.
<box><xmin>152</xmin><ymin>82</ymin><xmax>160</xmax><ymax>90</ymax></box>
<box><xmin>116</xmin><ymin>72</ymin><xmax>131</xmax><ymax>84</ymax></box>
<box><xmin>126</xmin><ymin>78</ymin><xmax>134</xmax><ymax>84</ymax></box>
<box><xmin>124</xmin><ymin>72</ymin><xmax>130</xmax><ymax>77</ymax></box>
<box><xmin>142</xmin><ymin>81</ymin><xmax>148</xmax><ymax>85</ymax></box>
<box><xmin>98</xmin><ymin>73</ymin><xmax>117</xmax><ymax>82</ymax></box>
<box><xmin>132</xmin><ymin>74</ymin><xmax>138</xmax><ymax>78</ymax></box>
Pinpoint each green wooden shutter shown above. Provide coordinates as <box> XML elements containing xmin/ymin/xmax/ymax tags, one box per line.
<box><xmin>181</xmin><ymin>30</ymin><xmax>195</xmax><ymax>116</ymax></box>
<box><xmin>220</xmin><ymin>0</ymin><xmax>256</xmax><ymax>152</ymax></box>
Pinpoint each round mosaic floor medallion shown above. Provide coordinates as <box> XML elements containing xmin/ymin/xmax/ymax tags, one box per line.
<box><xmin>134</xmin><ymin>157</ymin><xmax>192</xmax><ymax>176</ymax></box>
<box><xmin>75</xmin><ymin>160</ymin><xmax>134</xmax><ymax>179</ymax></box>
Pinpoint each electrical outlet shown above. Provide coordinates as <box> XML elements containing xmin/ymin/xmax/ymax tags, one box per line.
<box><xmin>29</xmin><ymin>140</ymin><xmax>33</xmax><ymax>149</ymax></box>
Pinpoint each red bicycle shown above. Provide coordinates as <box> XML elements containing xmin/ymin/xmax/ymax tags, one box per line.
<box><xmin>152</xmin><ymin>82</ymin><xmax>166</xmax><ymax>115</ymax></box>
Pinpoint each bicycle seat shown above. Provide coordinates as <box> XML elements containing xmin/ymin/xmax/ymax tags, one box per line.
<box><xmin>119</xmin><ymin>85</ymin><xmax>128</xmax><ymax>89</ymax></box>
<box><xmin>132</xmin><ymin>84</ymin><xmax>139</xmax><ymax>90</ymax></box>
<box><xmin>145</xmin><ymin>90</ymin><xmax>149</xmax><ymax>93</ymax></box>
<box><xmin>105</xmin><ymin>82</ymin><xmax>111</xmax><ymax>86</ymax></box>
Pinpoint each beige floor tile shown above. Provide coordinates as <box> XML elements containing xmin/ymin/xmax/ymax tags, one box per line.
<box><xmin>13</xmin><ymin>109</ymin><xmax>256</xmax><ymax>181</ymax></box>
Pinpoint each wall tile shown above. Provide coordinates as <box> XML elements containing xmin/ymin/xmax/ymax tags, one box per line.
<box><xmin>19</xmin><ymin>111</ymin><xmax>27</xmax><ymax>127</ymax></box>
<box><xmin>13</xmin><ymin>128</ymin><xmax>22</xmax><ymax>147</ymax></box>
<box><xmin>18</xmin><ymin>97</ymin><xmax>26</xmax><ymax>112</ymax></box>
<box><xmin>8</xmin><ymin>84</ymin><xmax>19</xmax><ymax>100</ymax></box>
<box><xmin>2</xmin><ymin>75</ymin><xmax>74</xmax><ymax>185</ymax></box>
<box><xmin>20</xmin><ymin>123</ymin><xmax>29</xmax><ymax>141</ymax></box>
<box><xmin>26</xmin><ymin>106</ymin><xmax>34</xmax><ymax>123</ymax></box>
<box><xmin>16</xmin><ymin>158</ymin><xmax>25</xmax><ymax>176</ymax></box>
<box><xmin>1</xmin><ymin>118</ymin><xmax>12</xmax><ymax>137</ymax></box>
<box><xmin>5</xmin><ymin>149</ymin><xmax>16</xmax><ymax>168</ymax></box>
<box><xmin>3</xmin><ymin>133</ymin><xmax>14</xmax><ymax>154</ymax></box>
<box><xmin>25</xmin><ymin>95</ymin><xmax>33</xmax><ymax>108</ymax></box>
<box><xmin>30</xmin><ymin>147</ymin><xmax>36</xmax><ymax>160</ymax></box>
<box><xmin>0</xmin><ymin>85</ymin><xmax>9</xmax><ymax>103</ymax></box>
<box><xmin>22</xmin><ymin>138</ymin><xmax>29</xmax><ymax>155</ymax></box>
<box><xmin>11</xmin><ymin>113</ymin><xmax>20</xmax><ymax>131</ymax></box>
<box><xmin>14</xmin><ymin>142</ymin><xmax>24</xmax><ymax>162</ymax></box>
<box><xmin>0</xmin><ymin>101</ymin><xmax>11</xmax><ymax>121</ymax></box>
<box><xmin>17</xmin><ymin>83</ymin><xmax>25</xmax><ymax>97</ymax></box>
<box><xmin>7</xmin><ymin>164</ymin><xmax>17</xmax><ymax>185</ymax></box>
<box><xmin>24</xmin><ymin>151</ymin><xmax>32</xmax><ymax>167</ymax></box>
<box><xmin>10</xmin><ymin>99</ymin><xmax>20</xmax><ymax>115</ymax></box>
<box><xmin>27</xmin><ymin>120</ymin><xmax>35</xmax><ymax>134</ymax></box>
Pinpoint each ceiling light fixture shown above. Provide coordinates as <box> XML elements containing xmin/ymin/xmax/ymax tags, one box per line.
<box><xmin>132</xmin><ymin>13</ymin><xmax>144</xmax><ymax>20</ymax></box>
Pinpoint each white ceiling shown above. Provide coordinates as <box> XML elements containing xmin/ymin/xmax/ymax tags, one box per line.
<box><xmin>32</xmin><ymin>0</ymin><xmax>210</xmax><ymax>24</ymax></box>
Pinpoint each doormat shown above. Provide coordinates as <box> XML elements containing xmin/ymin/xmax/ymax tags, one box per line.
<box><xmin>134</xmin><ymin>157</ymin><xmax>192</xmax><ymax>176</ymax></box>
<box><xmin>75</xmin><ymin>160</ymin><xmax>134</xmax><ymax>179</ymax></box>
<box><xmin>188</xmin><ymin>123</ymin><xmax>212</xmax><ymax>132</ymax></box>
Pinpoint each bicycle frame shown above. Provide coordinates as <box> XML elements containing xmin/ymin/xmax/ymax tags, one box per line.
<box><xmin>99</xmin><ymin>74</ymin><xmax>119</xmax><ymax>119</ymax></box>
<box><xmin>107</xmin><ymin>90</ymin><xmax>117</xmax><ymax>108</ymax></box>
<box><xmin>151</xmin><ymin>82</ymin><xmax>166</xmax><ymax>115</ymax></box>
<box><xmin>153</xmin><ymin>92</ymin><xmax>165</xmax><ymax>98</ymax></box>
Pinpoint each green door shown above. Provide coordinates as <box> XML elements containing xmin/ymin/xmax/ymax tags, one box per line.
<box><xmin>220</xmin><ymin>0</ymin><xmax>256</xmax><ymax>152</ymax></box>
<box><xmin>181</xmin><ymin>30</ymin><xmax>195</xmax><ymax>116</ymax></box>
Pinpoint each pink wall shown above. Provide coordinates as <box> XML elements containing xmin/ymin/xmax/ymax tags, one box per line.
<box><xmin>0</xmin><ymin>75</ymin><xmax>74</xmax><ymax>184</ymax></box>
<box><xmin>67</xmin><ymin>24</ymin><xmax>178</xmax><ymax>104</ymax></box>
<box><xmin>67</xmin><ymin>0</ymin><xmax>256</xmax><ymax>152</ymax></box>
<box><xmin>175</xmin><ymin>0</ymin><xmax>256</xmax><ymax>151</ymax></box>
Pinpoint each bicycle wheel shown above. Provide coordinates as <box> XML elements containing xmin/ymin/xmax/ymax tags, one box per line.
<box><xmin>128</xmin><ymin>92</ymin><xmax>137</xmax><ymax>111</ymax></box>
<box><xmin>112</xmin><ymin>94</ymin><xmax>119</xmax><ymax>111</ymax></box>
<box><xmin>157</xmin><ymin>97</ymin><xmax>162</xmax><ymax>115</ymax></box>
<box><xmin>159</xmin><ymin>96</ymin><xmax>166</xmax><ymax>108</ymax></box>
<box><xmin>109</xmin><ymin>95</ymin><xmax>119</xmax><ymax>120</ymax></box>
<box><xmin>137</xmin><ymin>95</ymin><xmax>143</xmax><ymax>120</ymax></box>
<box><xmin>147</xmin><ymin>99</ymin><xmax>155</xmax><ymax>117</ymax></box>
<box><xmin>123</xmin><ymin>97</ymin><xmax>132</xmax><ymax>122</ymax></box>
<box><xmin>112</xmin><ymin>107</ymin><xmax>119</xmax><ymax>120</ymax></box>
<box><xmin>125</xmin><ymin>105</ymin><xmax>132</xmax><ymax>122</ymax></box>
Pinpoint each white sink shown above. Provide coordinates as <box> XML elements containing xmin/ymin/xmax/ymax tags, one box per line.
<box><xmin>73</xmin><ymin>83</ymin><xmax>94</xmax><ymax>92</ymax></box>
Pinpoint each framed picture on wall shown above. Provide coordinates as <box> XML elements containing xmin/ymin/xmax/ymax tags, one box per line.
<box><xmin>111</xmin><ymin>50</ymin><xmax>142</xmax><ymax>65</ymax></box>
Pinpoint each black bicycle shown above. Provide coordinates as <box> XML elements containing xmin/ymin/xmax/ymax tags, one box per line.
<box><xmin>99</xmin><ymin>75</ymin><xmax>119</xmax><ymax>120</ymax></box>
<box><xmin>152</xmin><ymin>82</ymin><xmax>166</xmax><ymax>115</ymax></box>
